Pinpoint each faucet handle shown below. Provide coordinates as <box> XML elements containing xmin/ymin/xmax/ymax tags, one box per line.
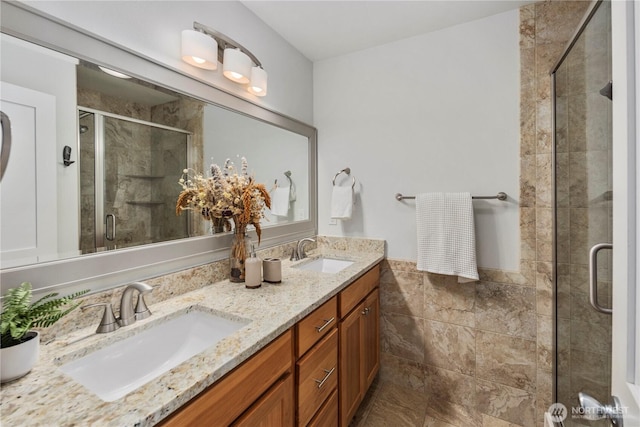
<box><xmin>82</xmin><ymin>303</ymin><xmax>119</xmax><ymax>334</ymax></box>
<box><xmin>134</xmin><ymin>293</ymin><xmax>151</xmax><ymax>320</ymax></box>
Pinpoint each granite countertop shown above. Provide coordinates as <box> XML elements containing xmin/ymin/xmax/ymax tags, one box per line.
<box><xmin>0</xmin><ymin>245</ymin><xmax>384</xmax><ymax>426</ymax></box>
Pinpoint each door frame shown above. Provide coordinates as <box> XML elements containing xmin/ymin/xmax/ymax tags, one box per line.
<box><xmin>611</xmin><ymin>0</ymin><xmax>640</xmax><ymax>423</ymax></box>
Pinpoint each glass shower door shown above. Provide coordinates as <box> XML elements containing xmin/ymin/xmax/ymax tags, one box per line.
<box><xmin>101</xmin><ymin>115</ymin><xmax>190</xmax><ymax>250</ymax></box>
<box><xmin>79</xmin><ymin>109</ymin><xmax>191</xmax><ymax>253</ymax></box>
<box><xmin>553</xmin><ymin>1</ymin><xmax>612</xmax><ymax>426</ymax></box>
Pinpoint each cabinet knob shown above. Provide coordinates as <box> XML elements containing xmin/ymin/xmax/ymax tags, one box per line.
<box><xmin>361</xmin><ymin>307</ymin><xmax>370</xmax><ymax>316</ymax></box>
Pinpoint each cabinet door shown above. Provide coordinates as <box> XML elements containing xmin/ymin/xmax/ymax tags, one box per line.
<box><xmin>362</xmin><ymin>288</ymin><xmax>380</xmax><ymax>390</ymax></box>
<box><xmin>339</xmin><ymin>301</ymin><xmax>364</xmax><ymax>427</ymax></box>
<box><xmin>233</xmin><ymin>374</ymin><xmax>294</xmax><ymax>427</ymax></box>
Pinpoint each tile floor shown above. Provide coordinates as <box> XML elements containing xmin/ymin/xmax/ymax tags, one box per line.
<box><xmin>350</xmin><ymin>379</ymin><xmax>523</xmax><ymax>427</ymax></box>
<box><xmin>351</xmin><ymin>379</ymin><xmax>456</xmax><ymax>427</ymax></box>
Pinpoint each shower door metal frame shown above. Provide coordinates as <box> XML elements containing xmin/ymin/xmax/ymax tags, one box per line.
<box><xmin>550</xmin><ymin>0</ymin><xmax>608</xmax><ymax>406</ymax></box>
<box><xmin>78</xmin><ymin>106</ymin><xmax>193</xmax><ymax>251</ymax></box>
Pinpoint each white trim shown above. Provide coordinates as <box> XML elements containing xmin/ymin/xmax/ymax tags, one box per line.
<box><xmin>612</xmin><ymin>0</ymin><xmax>640</xmax><ymax>421</ymax></box>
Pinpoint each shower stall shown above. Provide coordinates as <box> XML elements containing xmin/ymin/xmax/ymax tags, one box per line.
<box><xmin>78</xmin><ymin>108</ymin><xmax>191</xmax><ymax>254</ymax></box>
<box><xmin>552</xmin><ymin>1</ymin><xmax>613</xmax><ymax>425</ymax></box>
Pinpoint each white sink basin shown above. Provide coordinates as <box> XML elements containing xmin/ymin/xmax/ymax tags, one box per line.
<box><xmin>296</xmin><ymin>257</ymin><xmax>354</xmax><ymax>274</ymax></box>
<box><xmin>59</xmin><ymin>309</ymin><xmax>248</xmax><ymax>402</ymax></box>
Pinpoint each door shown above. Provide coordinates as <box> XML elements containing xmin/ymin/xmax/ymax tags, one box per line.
<box><xmin>339</xmin><ymin>301</ymin><xmax>364</xmax><ymax>427</ymax></box>
<box><xmin>553</xmin><ymin>2</ymin><xmax>614</xmax><ymax>424</ymax></box>
<box><xmin>362</xmin><ymin>288</ymin><xmax>380</xmax><ymax>390</ymax></box>
<box><xmin>78</xmin><ymin>108</ymin><xmax>190</xmax><ymax>254</ymax></box>
<box><xmin>0</xmin><ymin>82</ymin><xmax>57</xmax><ymax>268</ymax></box>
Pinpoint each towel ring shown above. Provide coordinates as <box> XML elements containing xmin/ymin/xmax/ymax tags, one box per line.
<box><xmin>275</xmin><ymin>170</ymin><xmax>293</xmax><ymax>187</ymax></box>
<box><xmin>333</xmin><ymin>167</ymin><xmax>356</xmax><ymax>189</ymax></box>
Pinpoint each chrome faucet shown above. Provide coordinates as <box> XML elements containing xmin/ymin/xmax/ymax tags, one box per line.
<box><xmin>118</xmin><ymin>281</ymin><xmax>153</xmax><ymax>327</ymax></box>
<box><xmin>293</xmin><ymin>238</ymin><xmax>315</xmax><ymax>261</ymax></box>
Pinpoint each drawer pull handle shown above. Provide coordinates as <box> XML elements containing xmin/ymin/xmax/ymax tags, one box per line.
<box><xmin>315</xmin><ymin>317</ymin><xmax>335</xmax><ymax>333</ymax></box>
<box><xmin>314</xmin><ymin>367</ymin><xmax>336</xmax><ymax>389</ymax></box>
<box><xmin>362</xmin><ymin>307</ymin><xmax>370</xmax><ymax>316</ymax></box>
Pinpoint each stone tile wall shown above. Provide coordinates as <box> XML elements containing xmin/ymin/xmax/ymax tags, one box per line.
<box><xmin>377</xmin><ymin>2</ymin><xmax>591</xmax><ymax>426</ymax></box>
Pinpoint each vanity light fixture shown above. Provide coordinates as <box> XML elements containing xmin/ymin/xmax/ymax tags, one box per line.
<box><xmin>98</xmin><ymin>66</ymin><xmax>131</xmax><ymax>79</ymax></box>
<box><xmin>181</xmin><ymin>29</ymin><xmax>217</xmax><ymax>70</ymax></box>
<box><xmin>181</xmin><ymin>22</ymin><xmax>268</xmax><ymax>97</ymax></box>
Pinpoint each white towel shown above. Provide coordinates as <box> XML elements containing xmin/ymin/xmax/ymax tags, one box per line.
<box><xmin>416</xmin><ymin>192</ymin><xmax>479</xmax><ymax>283</ymax></box>
<box><xmin>330</xmin><ymin>186</ymin><xmax>353</xmax><ymax>220</ymax></box>
<box><xmin>270</xmin><ymin>186</ymin><xmax>290</xmax><ymax>217</ymax></box>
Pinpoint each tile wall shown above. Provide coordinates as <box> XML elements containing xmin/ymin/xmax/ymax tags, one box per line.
<box><xmin>377</xmin><ymin>2</ymin><xmax>591</xmax><ymax>426</ymax></box>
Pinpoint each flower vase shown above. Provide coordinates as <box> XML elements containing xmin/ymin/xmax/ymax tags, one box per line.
<box><xmin>229</xmin><ymin>226</ymin><xmax>249</xmax><ymax>282</ymax></box>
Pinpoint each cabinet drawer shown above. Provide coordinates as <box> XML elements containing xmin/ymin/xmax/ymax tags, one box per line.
<box><xmin>339</xmin><ymin>265</ymin><xmax>379</xmax><ymax>318</ymax></box>
<box><xmin>297</xmin><ymin>328</ymin><xmax>338</xmax><ymax>426</ymax></box>
<box><xmin>161</xmin><ymin>330</ymin><xmax>293</xmax><ymax>427</ymax></box>
<box><xmin>307</xmin><ymin>389</ymin><xmax>338</xmax><ymax>427</ymax></box>
<box><xmin>296</xmin><ymin>296</ymin><xmax>337</xmax><ymax>357</ymax></box>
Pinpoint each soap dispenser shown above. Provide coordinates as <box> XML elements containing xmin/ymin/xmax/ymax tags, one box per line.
<box><xmin>245</xmin><ymin>243</ymin><xmax>262</xmax><ymax>289</ymax></box>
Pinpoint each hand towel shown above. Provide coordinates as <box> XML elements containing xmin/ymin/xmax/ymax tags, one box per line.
<box><xmin>416</xmin><ymin>192</ymin><xmax>479</xmax><ymax>283</ymax></box>
<box><xmin>330</xmin><ymin>185</ymin><xmax>353</xmax><ymax>220</ymax></box>
<box><xmin>270</xmin><ymin>186</ymin><xmax>290</xmax><ymax>217</ymax></box>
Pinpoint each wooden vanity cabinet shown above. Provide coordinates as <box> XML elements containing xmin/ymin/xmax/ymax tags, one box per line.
<box><xmin>160</xmin><ymin>330</ymin><xmax>294</xmax><ymax>427</ymax></box>
<box><xmin>159</xmin><ymin>263</ymin><xmax>380</xmax><ymax>427</ymax></box>
<box><xmin>338</xmin><ymin>265</ymin><xmax>380</xmax><ymax>427</ymax></box>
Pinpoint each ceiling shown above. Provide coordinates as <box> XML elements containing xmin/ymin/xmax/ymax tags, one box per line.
<box><xmin>242</xmin><ymin>0</ymin><xmax>532</xmax><ymax>62</ymax></box>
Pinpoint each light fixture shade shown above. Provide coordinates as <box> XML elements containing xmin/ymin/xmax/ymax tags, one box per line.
<box><xmin>181</xmin><ymin>30</ymin><xmax>217</xmax><ymax>70</ymax></box>
<box><xmin>248</xmin><ymin>67</ymin><xmax>268</xmax><ymax>97</ymax></box>
<box><xmin>98</xmin><ymin>66</ymin><xmax>131</xmax><ymax>79</ymax></box>
<box><xmin>223</xmin><ymin>48</ymin><xmax>251</xmax><ymax>84</ymax></box>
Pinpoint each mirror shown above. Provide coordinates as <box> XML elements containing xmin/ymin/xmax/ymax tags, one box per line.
<box><xmin>0</xmin><ymin>1</ymin><xmax>316</xmax><ymax>295</ymax></box>
<box><xmin>0</xmin><ymin>36</ymin><xmax>310</xmax><ymax>269</ymax></box>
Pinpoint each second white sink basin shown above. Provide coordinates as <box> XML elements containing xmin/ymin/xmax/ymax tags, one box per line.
<box><xmin>59</xmin><ymin>309</ymin><xmax>248</xmax><ymax>402</ymax></box>
<box><xmin>296</xmin><ymin>257</ymin><xmax>354</xmax><ymax>274</ymax></box>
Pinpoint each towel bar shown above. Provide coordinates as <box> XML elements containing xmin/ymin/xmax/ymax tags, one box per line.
<box><xmin>395</xmin><ymin>192</ymin><xmax>507</xmax><ymax>201</ymax></box>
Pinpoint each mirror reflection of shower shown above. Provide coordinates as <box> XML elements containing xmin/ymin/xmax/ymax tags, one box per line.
<box><xmin>78</xmin><ymin>108</ymin><xmax>191</xmax><ymax>254</ymax></box>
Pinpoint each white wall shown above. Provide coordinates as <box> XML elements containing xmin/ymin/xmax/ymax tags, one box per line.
<box><xmin>314</xmin><ymin>10</ymin><xmax>520</xmax><ymax>270</ymax></box>
<box><xmin>203</xmin><ymin>105</ymin><xmax>310</xmax><ymax>225</ymax></box>
<box><xmin>21</xmin><ymin>0</ymin><xmax>314</xmax><ymax>124</ymax></box>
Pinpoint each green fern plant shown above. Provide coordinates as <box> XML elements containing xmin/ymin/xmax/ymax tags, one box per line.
<box><xmin>0</xmin><ymin>282</ymin><xmax>88</xmax><ymax>348</ymax></box>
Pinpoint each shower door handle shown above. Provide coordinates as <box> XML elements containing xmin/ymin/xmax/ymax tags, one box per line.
<box><xmin>589</xmin><ymin>243</ymin><xmax>612</xmax><ymax>314</ymax></box>
<box><xmin>105</xmin><ymin>214</ymin><xmax>116</xmax><ymax>241</ymax></box>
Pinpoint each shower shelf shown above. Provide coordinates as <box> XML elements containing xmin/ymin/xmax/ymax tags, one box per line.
<box><xmin>125</xmin><ymin>174</ymin><xmax>165</xmax><ymax>179</ymax></box>
<box><xmin>126</xmin><ymin>201</ymin><xmax>165</xmax><ymax>206</ymax></box>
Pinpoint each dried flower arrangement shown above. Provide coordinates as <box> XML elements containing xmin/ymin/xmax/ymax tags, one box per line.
<box><xmin>176</xmin><ymin>157</ymin><xmax>271</xmax><ymax>281</ymax></box>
